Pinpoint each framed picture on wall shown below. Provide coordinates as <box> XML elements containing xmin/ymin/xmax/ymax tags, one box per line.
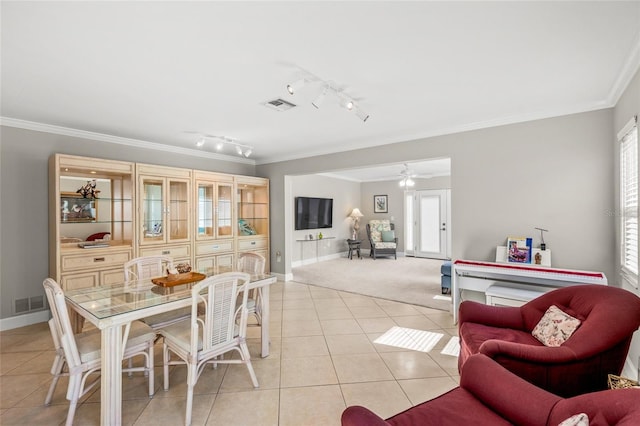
<box><xmin>374</xmin><ymin>195</ymin><xmax>388</xmax><ymax>213</ymax></box>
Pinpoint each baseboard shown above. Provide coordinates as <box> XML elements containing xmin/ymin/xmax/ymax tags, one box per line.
<box><xmin>291</xmin><ymin>251</ymin><xmax>344</xmax><ymax>268</ymax></box>
<box><xmin>0</xmin><ymin>310</ymin><xmax>50</xmax><ymax>331</ymax></box>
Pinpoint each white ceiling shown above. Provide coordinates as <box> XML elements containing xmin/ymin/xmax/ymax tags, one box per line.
<box><xmin>2</xmin><ymin>1</ymin><xmax>639</xmax><ymax>181</ymax></box>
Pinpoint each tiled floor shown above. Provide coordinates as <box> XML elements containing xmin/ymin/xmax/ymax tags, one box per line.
<box><xmin>0</xmin><ymin>280</ymin><xmax>459</xmax><ymax>425</ymax></box>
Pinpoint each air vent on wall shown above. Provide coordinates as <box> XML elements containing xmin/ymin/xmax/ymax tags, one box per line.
<box><xmin>263</xmin><ymin>98</ymin><xmax>297</xmax><ymax>112</ymax></box>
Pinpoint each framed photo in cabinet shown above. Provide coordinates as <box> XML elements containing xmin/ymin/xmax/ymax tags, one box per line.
<box><xmin>61</xmin><ymin>192</ymin><xmax>98</xmax><ymax>222</ymax></box>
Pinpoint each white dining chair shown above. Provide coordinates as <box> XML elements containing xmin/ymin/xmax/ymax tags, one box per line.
<box><xmin>124</xmin><ymin>255</ymin><xmax>191</xmax><ymax>329</ymax></box>
<box><xmin>43</xmin><ymin>278</ymin><xmax>155</xmax><ymax>426</ymax></box>
<box><xmin>160</xmin><ymin>272</ymin><xmax>259</xmax><ymax>426</ymax></box>
<box><xmin>237</xmin><ymin>252</ymin><xmax>266</xmax><ymax>326</ymax></box>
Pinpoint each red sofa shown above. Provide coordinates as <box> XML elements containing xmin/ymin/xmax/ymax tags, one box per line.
<box><xmin>341</xmin><ymin>354</ymin><xmax>640</xmax><ymax>426</ymax></box>
<box><xmin>458</xmin><ymin>284</ymin><xmax>640</xmax><ymax>397</ymax></box>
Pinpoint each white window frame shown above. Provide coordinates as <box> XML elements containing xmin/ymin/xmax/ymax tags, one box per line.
<box><xmin>619</xmin><ymin>116</ymin><xmax>638</xmax><ymax>289</ymax></box>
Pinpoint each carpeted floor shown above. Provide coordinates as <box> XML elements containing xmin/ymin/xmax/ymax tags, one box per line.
<box><xmin>291</xmin><ymin>255</ymin><xmax>452</xmax><ymax>312</ymax></box>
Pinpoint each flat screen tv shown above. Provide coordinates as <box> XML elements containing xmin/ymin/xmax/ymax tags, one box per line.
<box><xmin>295</xmin><ymin>197</ymin><xmax>333</xmax><ymax>230</ymax></box>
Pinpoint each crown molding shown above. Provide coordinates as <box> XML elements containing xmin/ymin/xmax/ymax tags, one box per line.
<box><xmin>607</xmin><ymin>33</ymin><xmax>640</xmax><ymax>106</ymax></box>
<box><xmin>0</xmin><ymin>117</ymin><xmax>256</xmax><ymax>165</ymax></box>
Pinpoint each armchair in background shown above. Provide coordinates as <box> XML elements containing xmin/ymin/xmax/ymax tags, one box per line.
<box><xmin>366</xmin><ymin>220</ymin><xmax>397</xmax><ymax>259</ymax></box>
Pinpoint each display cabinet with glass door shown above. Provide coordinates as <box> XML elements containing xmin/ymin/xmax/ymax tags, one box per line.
<box><xmin>235</xmin><ymin>176</ymin><xmax>270</xmax><ymax>271</ymax></box>
<box><xmin>49</xmin><ymin>154</ymin><xmax>135</xmax><ymax>290</ymax></box>
<box><xmin>193</xmin><ymin>171</ymin><xmax>235</xmax><ymax>271</ymax></box>
<box><xmin>137</xmin><ymin>164</ymin><xmax>192</xmax><ymax>264</ymax></box>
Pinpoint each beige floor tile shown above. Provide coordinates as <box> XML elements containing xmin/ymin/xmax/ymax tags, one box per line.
<box><xmin>356</xmin><ymin>317</ymin><xmax>397</xmax><ymax>333</ymax></box>
<box><xmin>320</xmin><ymin>318</ymin><xmax>363</xmax><ymax>335</ymax></box>
<box><xmin>0</xmin><ymin>401</ymin><xmax>69</xmax><ymax>425</ymax></box>
<box><xmin>282</xmin><ymin>298</ymin><xmax>315</xmax><ymax>310</ymax></box>
<box><xmin>308</xmin><ymin>287</ymin><xmax>342</xmax><ymax>299</ymax></box>
<box><xmin>325</xmin><ymin>334</ymin><xmax>376</xmax><ymax>355</ymax></box>
<box><xmin>281</xmin><ymin>335</ymin><xmax>329</xmax><ymax>359</ymax></box>
<box><xmin>425</xmin><ymin>311</ymin><xmax>456</xmax><ymax>328</ymax></box>
<box><xmin>392</xmin><ymin>315</ymin><xmax>441</xmax><ymax>330</ymax></box>
<box><xmin>279</xmin><ymin>385</ymin><xmax>345</xmax><ymax>426</ymax></box>
<box><xmin>341</xmin><ymin>380</ymin><xmax>412</xmax><ymax>420</ymax></box>
<box><xmin>348</xmin><ymin>305</ymin><xmax>389</xmax><ymax>318</ymax></box>
<box><xmin>206</xmin><ymin>388</ymin><xmax>279</xmax><ymax>426</ymax></box>
<box><xmin>156</xmin><ymin>364</ymin><xmax>226</xmax><ymax>398</ymax></box>
<box><xmin>281</xmin><ymin>319</ymin><xmax>323</xmax><ymax>337</ymax></box>
<box><xmin>0</xmin><ymin>351</ymin><xmax>42</xmax><ymax>375</ymax></box>
<box><xmin>280</xmin><ymin>355</ymin><xmax>338</xmax><ymax>387</ymax></box>
<box><xmin>134</xmin><ymin>394</ymin><xmax>215</xmax><ymax>426</ymax></box>
<box><xmin>282</xmin><ymin>308</ymin><xmax>317</xmax><ymax>322</ymax></box>
<box><xmin>0</xmin><ymin>373</ymin><xmax>52</xmax><ymax>409</ymax></box>
<box><xmin>331</xmin><ymin>353</ymin><xmax>394</xmax><ymax>383</ymax></box>
<box><xmin>219</xmin><ymin>357</ymin><xmax>280</xmax><ymax>392</ymax></box>
<box><xmin>377</xmin><ymin>302</ymin><xmax>423</xmax><ymax>317</ymax></box>
<box><xmin>398</xmin><ymin>376</ymin><xmax>459</xmax><ymax>405</ymax></box>
<box><xmin>366</xmin><ymin>332</ymin><xmax>411</xmax><ymax>353</ymax></box>
<box><xmin>342</xmin><ymin>296</ymin><xmax>378</xmax><ymax>308</ymax></box>
<box><xmin>315</xmin><ymin>305</ymin><xmax>354</xmax><ymax>320</ymax></box>
<box><xmin>0</xmin><ymin>279</ymin><xmax>460</xmax><ymax>425</ymax></box>
<box><xmin>379</xmin><ymin>351</ymin><xmax>449</xmax><ymax>380</ymax></box>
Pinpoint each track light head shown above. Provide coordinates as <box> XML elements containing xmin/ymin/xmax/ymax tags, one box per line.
<box><xmin>355</xmin><ymin>108</ymin><xmax>370</xmax><ymax>122</ymax></box>
<box><xmin>340</xmin><ymin>98</ymin><xmax>354</xmax><ymax>110</ymax></box>
<box><xmin>235</xmin><ymin>145</ymin><xmax>243</xmax><ymax>155</ymax></box>
<box><xmin>311</xmin><ymin>88</ymin><xmax>327</xmax><ymax>109</ymax></box>
<box><xmin>215</xmin><ymin>141</ymin><xmax>224</xmax><ymax>151</ymax></box>
<box><xmin>286</xmin><ymin>78</ymin><xmax>307</xmax><ymax>95</ymax></box>
<box><xmin>195</xmin><ymin>138</ymin><xmax>205</xmax><ymax>147</ymax></box>
<box><xmin>243</xmin><ymin>148</ymin><xmax>252</xmax><ymax>158</ymax></box>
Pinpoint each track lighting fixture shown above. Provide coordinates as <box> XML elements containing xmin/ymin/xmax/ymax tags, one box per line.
<box><xmin>311</xmin><ymin>88</ymin><xmax>327</xmax><ymax>109</ymax></box>
<box><xmin>286</xmin><ymin>78</ymin><xmax>308</xmax><ymax>95</ymax></box>
<box><xmin>355</xmin><ymin>108</ymin><xmax>370</xmax><ymax>122</ymax></box>
<box><xmin>195</xmin><ymin>136</ymin><xmax>254</xmax><ymax>158</ymax></box>
<box><xmin>285</xmin><ymin>70</ymin><xmax>371</xmax><ymax>122</ymax></box>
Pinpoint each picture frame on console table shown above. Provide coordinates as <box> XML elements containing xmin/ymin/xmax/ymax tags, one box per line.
<box><xmin>374</xmin><ymin>195</ymin><xmax>388</xmax><ymax>213</ymax></box>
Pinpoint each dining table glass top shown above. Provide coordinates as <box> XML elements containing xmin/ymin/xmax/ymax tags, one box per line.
<box><xmin>64</xmin><ymin>267</ymin><xmax>273</xmax><ymax>320</ymax></box>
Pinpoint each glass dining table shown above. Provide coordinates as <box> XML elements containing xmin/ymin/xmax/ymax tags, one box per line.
<box><xmin>64</xmin><ymin>267</ymin><xmax>276</xmax><ymax>426</ymax></box>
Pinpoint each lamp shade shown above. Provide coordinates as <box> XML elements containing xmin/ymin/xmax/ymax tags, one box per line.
<box><xmin>349</xmin><ymin>208</ymin><xmax>364</xmax><ymax>218</ymax></box>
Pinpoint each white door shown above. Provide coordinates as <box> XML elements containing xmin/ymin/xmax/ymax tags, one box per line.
<box><xmin>406</xmin><ymin>190</ymin><xmax>450</xmax><ymax>259</ymax></box>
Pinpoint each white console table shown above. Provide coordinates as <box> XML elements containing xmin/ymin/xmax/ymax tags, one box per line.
<box><xmin>296</xmin><ymin>236</ymin><xmax>336</xmax><ymax>264</ymax></box>
<box><xmin>452</xmin><ymin>259</ymin><xmax>607</xmax><ymax>323</ymax></box>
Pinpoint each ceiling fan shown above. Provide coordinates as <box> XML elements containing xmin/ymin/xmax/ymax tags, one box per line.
<box><xmin>399</xmin><ymin>163</ymin><xmax>416</xmax><ymax>187</ymax></box>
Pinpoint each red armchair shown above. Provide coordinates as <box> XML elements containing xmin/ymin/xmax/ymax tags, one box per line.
<box><xmin>341</xmin><ymin>354</ymin><xmax>640</xmax><ymax>426</ymax></box>
<box><xmin>458</xmin><ymin>284</ymin><xmax>640</xmax><ymax>397</ymax></box>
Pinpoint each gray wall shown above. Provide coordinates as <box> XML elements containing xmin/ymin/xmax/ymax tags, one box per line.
<box><xmin>359</xmin><ymin>175</ymin><xmax>452</xmax><ymax>252</ymax></box>
<box><xmin>259</xmin><ymin>108</ymin><xmax>616</xmax><ymax>282</ymax></box>
<box><xmin>0</xmin><ymin>126</ymin><xmax>255</xmax><ymax>320</ymax></box>
<box><xmin>290</xmin><ymin>174</ymin><xmax>360</xmax><ymax>263</ymax></box>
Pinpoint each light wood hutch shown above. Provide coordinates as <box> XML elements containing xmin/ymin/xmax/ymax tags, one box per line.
<box><xmin>49</xmin><ymin>154</ymin><xmax>270</xmax><ymax>290</ymax></box>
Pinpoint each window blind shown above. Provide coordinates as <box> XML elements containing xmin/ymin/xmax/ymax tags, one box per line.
<box><xmin>620</xmin><ymin>116</ymin><xmax>638</xmax><ymax>282</ymax></box>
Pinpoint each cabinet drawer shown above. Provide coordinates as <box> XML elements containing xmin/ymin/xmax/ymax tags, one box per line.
<box><xmin>238</xmin><ymin>238</ymin><xmax>268</xmax><ymax>251</ymax></box>
<box><xmin>100</xmin><ymin>268</ymin><xmax>125</xmax><ymax>286</ymax></box>
<box><xmin>61</xmin><ymin>250</ymin><xmax>131</xmax><ymax>272</ymax></box>
<box><xmin>196</xmin><ymin>240</ymin><xmax>234</xmax><ymax>256</ymax></box>
<box><xmin>139</xmin><ymin>244</ymin><xmax>191</xmax><ymax>258</ymax></box>
<box><xmin>61</xmin><ymin>272</ymin><xmax>99</xmax><ymax>290</ymax></box>
<box><xmin>195</xmin><ymin>254</ymin><xmax>235</xmax><ymax>271</ymax></box>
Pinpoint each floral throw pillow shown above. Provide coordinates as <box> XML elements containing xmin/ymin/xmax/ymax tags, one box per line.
<box><xmin>532</xmin><ymin>305</ymin><xmax>581</xmax><ymax>347</ymax></box>
<box><xmin>558</xmin><ymin>413</ymin><xmax>589</xmax><ymax>426</ymax></box>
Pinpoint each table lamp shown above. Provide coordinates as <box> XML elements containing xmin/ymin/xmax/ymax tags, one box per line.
<box><xmin>349</xmin><ymin>208</ymin><xmax>364</xmax><ymax>239</ymax></box>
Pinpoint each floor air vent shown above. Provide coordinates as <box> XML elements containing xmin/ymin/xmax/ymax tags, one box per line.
<box><xmin>263</xmin><ymin>98</ymin><xmax>296</xmax><ymax>112</ymax></box>
<box><xmin>14</xmin><ymin>295</ymin><xmax>47</xmax><ymax>314</ymax></box>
